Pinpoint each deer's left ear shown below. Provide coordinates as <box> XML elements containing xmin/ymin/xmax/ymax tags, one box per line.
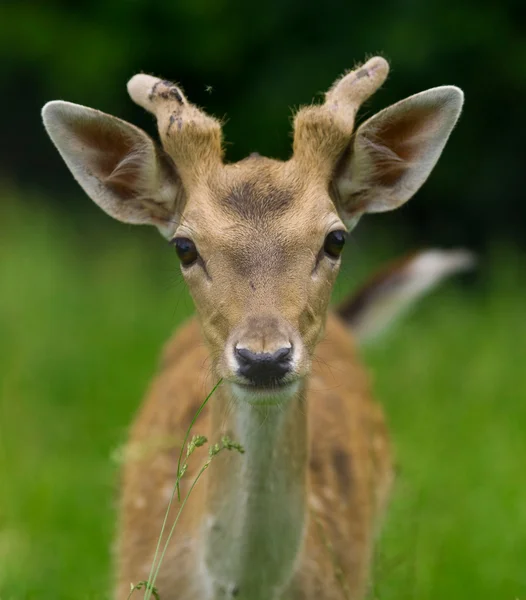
<box><xmin>332</xmin><ymin>86</ymin><xmax>464</xmax><ymax>226</ymax></box>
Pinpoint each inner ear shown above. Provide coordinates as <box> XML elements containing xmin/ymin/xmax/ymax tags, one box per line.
<box><xmin>63</xmin><ymin>109</ymin><xmax>176</xmax><ymax>199</ymax></box>
<box><xmin>89</xmin><ymin>131</ymin><xmax>142</xmax><ymax>201</ymax></box>
<box><xmin>67</xmin><ymin>114</ymin><xmax>136</xmax><ymax>174</ymax></box>
<box><xmin>105</xmin><ymin>146</ymin><xmax>177</xmax><ymax>208</ymax></box>
<box><xmin>365</xmin><ymin>102</ymin><xmax>446</xmax><ymax>186</ymax></box>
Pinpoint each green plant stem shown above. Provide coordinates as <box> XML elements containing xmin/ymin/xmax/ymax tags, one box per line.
<box><xmin>143</xmin><ymin>379</ymin><xmax>222</xmax><ymax>600</ymax></box>
<box><xmin>176</xmin><ymin>378</ymin><xmax>223</xmax><ymax>501</ymax></box>
<box><xmin>127</xmin><ymin>580</ymin><xmax>160</xmax><ymax>600</ymax></box>
<box><xmin>144</xmin><ymin>436</ymin><xmax>244</xmax><ymax>600</ymax></box>
<box><xmin>147</xmin><ymin>462</ymin><xmax>211</xmax><ymax>598</ymax></box>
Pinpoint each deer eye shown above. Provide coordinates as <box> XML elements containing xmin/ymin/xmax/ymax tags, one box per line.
<box><xmin>171</xmin><ymin>237</ymin><xmax>199</xmax><ymax>267</ymax></box>
<box><xmin>323</xmin><ymin>230</ymin><xmax>347</xmax><ymax>259</ymax></box>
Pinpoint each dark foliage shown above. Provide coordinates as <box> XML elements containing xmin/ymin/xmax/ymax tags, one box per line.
<box><xmin>2</xmin><ymin>0</ymin><xmax>524</xmax><ymax>248</ymax></box>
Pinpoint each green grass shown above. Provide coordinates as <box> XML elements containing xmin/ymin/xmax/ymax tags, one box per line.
<box><xmin>367</xmin><ymin>249</ymin><xmax>526</xmax><ymax>599</ymax></box>
<box><xmin>1</xmin><ymin>190</ymin><xmax>525</xmax><ymax>599</ymax></box>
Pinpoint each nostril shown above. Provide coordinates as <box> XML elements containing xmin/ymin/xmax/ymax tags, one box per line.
<box><xmin>272</xmin><ymin>346</ymin><xmax>292</xmax><ymax>363</ymax></box>
<box><xmin>234</xmin><ymin>346</ymin><xmax>257</xmax><ymax>365</ymax></box>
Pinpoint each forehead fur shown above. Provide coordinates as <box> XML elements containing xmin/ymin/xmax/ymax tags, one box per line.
<box><xmin>183</xmin><ymin>155</ymin><xmax>337</xmax><ymax>235</ymax></box>
<box><xmin>219</xmin><ymin>156</ymin><xmax>299</xmax><ymax>225</ymax></box>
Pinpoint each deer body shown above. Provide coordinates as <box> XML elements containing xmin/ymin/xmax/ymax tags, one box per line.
<box><xmin>117</xmin><ymin>315</ymin><xmax>390</xmax><ymax>600</ymax></box>
<box><xmin>42</xmin><ymin>57</ymin><xmax>464</xmax><ymax>599</ymax></box>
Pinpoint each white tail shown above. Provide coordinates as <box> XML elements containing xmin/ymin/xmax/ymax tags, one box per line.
<box><xmin>339</xmin><ymin>248</ymin><xmax>476</xmax><ymax>343</ymax></box>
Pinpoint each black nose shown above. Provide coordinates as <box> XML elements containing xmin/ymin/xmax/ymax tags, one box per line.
<box><xmin>234</xmin><ymin>346</ymin><xmax>292</xmax><ymax>386</ymax></box>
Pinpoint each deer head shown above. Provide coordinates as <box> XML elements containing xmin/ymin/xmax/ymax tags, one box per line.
<box><xmin>42</xmin><ymin>57</ymin><xmax>463</xmax><ymax>404</ymax></box>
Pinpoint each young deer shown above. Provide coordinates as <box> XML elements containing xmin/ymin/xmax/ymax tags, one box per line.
<box><xmin>42</xmin><ymin>57</ymin><xmax>465</xmax><ymax>600</ymax></box>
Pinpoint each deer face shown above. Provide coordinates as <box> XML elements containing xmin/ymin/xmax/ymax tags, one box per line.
<box><xmin>42</xmin><ymin>58</ymin><xmax>463</xmax><ymax>403</ymax></box>
<box><xmin>169</xmin><ymin>160</ymin><xmax>346</xmax><ymax>401</ymax></box>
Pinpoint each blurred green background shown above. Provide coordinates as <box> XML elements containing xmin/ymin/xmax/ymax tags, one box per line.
<box><xmin>1</xmin><ymin>0</ymin><xmax>525</xmax><ymax>598</ymax></box>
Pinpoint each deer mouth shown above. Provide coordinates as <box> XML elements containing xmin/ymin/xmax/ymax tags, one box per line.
<box><xmin>230</xmin><ymin>379</ymin><xmax>302</xmax><ymax>405</ymax></box>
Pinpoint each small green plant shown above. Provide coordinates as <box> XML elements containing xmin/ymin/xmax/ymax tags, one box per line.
<box><xmin>126</xmin><ymin>379</ymin><xmax>245</xmax><ymax>600</ymax></box>
<box><xmin>175</xmin><ymin>378</ymin><xmax>223</xmax><ymax>502</ymax></box>
<box><xmin>127</xmin><ymin>581</ymin><xmax>160</xmax><ymax>600</ymax></box>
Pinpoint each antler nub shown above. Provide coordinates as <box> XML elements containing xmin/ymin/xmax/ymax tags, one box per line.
<box><xmin>326</xmin><ymin>56</ymin><xmax>389</xmax><ymax>122</ymax></box>
<box><xmin>127</xmin><ymin>74</ymin><xmax>223</xmax><ymax>183</ymax></box>
<box><xmin>127</xmin><ymin>74</ymin><xmax>188</xmax><ymax>113</ymax></box>
<box><xmin>293</xmin><ymin>56</ymin><xmax>390</xmax><ymax>178</ymax></box>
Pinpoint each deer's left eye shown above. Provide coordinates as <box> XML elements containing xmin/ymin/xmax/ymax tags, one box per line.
<box><xmin>323</xmin><ymin>230</ymin><xmax>347</xmax><ymax>259</ymax></box>
<box><xmin>171</xmin><ymin>237</ymin><xmax>199</xmax><ymax>267</ymax></box>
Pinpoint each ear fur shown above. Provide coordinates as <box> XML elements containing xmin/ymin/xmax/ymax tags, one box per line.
<box><xmin>42</xmin><ymin>101</ymin><xmax>182</xmax><ymax>238</ymax></box>
<box><xmin>333</xmin><ymin>86</ymin><xmax>464</xmax><ymax>226</ymax></box>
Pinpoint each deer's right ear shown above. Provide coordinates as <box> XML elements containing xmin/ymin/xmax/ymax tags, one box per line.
<box><xmin>331</xmin><ymin>86</ymin><xmax>464</xmax><ymax>226</ymax></box>
<box><xmin>42</xmin><ymin>101</ymin><xmax>182</xmax><ymax>238</ymax></box>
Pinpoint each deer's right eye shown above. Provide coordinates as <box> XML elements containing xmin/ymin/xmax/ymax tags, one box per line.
<box><xmin>171</xmin><ymin>237</ymin><xmax>199</xmax><ymax>267</ymax></box>
<box><xmin>323</xmin><ymin>230</ymin><xmax>347</xmax><ymax>259</ymax></box>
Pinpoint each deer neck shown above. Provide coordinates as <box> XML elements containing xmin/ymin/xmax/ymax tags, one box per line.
<box><xmin>200</xmin><ymin>381</ymin><xmax>309</xmax><ymax>600</ymax></box>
